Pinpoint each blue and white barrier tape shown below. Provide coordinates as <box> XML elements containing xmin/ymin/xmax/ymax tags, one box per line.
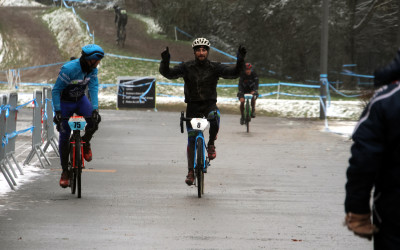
<box><xmin>16</xmin><ymin>99</ymin><xmax>38</xmax><ymax>110</ymax></box>
<box><xmin>341</xmin><ymin>71</ymin><xmax>374</xmax><ymax>79</ymax></box>
<box><xmin>62</xmin><ymin>0</ymin><xmax>94</xmax><ymax>41</ymax></box>
<box><xmin>2</xmin><ymin>126</ymin><xmax>34</xmax><ymax>147</ymax></box>
<box><xmin>328</xmin><ymin>83</ymin><xmax>361</xmax><ymax>98</ymax></box>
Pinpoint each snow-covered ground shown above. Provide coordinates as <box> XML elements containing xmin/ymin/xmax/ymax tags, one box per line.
<box><xmin>0</xmin><ymin>0</ymin><xmax>44</xmax><ymax>7</ymax></box>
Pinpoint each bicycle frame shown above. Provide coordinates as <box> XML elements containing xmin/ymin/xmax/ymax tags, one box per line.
<box><xmin>70</xmin><ymin>131</ymin><xmax>85</xmax><ymax>169</ymax></box>
<box><xmin>180</xmin><ymin>111</ymin><xmax>217</xmax><ymax>197</ymax></box>
<box><xmin>67</xmin><ymin>116</ymin><xmax>86</xmax><ymax>198</ymax></box>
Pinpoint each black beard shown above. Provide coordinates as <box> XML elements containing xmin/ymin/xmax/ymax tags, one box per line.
<box><xmin>79</xmin><ymin>57</ymin><xmax>95</xmax><ymax>73</ymax></box>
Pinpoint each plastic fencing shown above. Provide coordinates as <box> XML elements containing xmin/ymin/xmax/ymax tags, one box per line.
<box><xmin>0</xmin><ymin>90</ymin><xmax>58</xmax><ymax>190</ymax></box>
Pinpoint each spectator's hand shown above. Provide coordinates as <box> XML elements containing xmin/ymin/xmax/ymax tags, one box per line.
<box><xmin>53</xmin><ymin>111</ymin><xmax>62</xmax><ymax>125</ymax></box>
<box><xmin>161</xmin><ymin>47</ymin><xmax>170</xmax><ymax>62</ymax></box>
<box><xmin>92</xmin><ymin>109</ymin><xmax>101</xmax><ymax>124</ymax></box>
<box><xmin>53</xmin><ymin>111</ymin><xmax>62</xmax><ymax>132</ymax></box>
<box><xmin>344</xmin><ymin>212</ymin><xmax>378</xmax><ymax>241</ymax></box>
<box><xmin>237</xmin><ymin>45</ymin><xmax>246</xmax><ymax>61</ymax></box>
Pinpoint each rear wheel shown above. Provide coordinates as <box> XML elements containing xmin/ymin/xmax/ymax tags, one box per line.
<box><xmin>121</xmin><ymin>29</ymin><xmax>126</xmax><ymax>47</ymax></box>
<box><xmin>69</xmin><ymin>141</ymin><xmax>76</xmax><ymax>194</ymax></box>
<box><xmin>196</xmin><ymin>138</ymin><xmax>204</xmax><ymax>198</ymax></box>
<box><xmin>75</xmin><ymin>139</ymin><xmax>82</xmax><ymax>198</ymax></box>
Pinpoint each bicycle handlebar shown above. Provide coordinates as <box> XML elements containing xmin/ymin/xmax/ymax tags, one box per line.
<box><xmin>180</xmin><ymin>111</ymin><xmax>217</xmax><ymax>134</ymax></box>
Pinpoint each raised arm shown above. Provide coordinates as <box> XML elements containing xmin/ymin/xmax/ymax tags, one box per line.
<box><xmin>219</xmin><ymin>45</ymin><xmax>246</xmax><ymax>79</ymax></box>
<box><xmin>159</xmin><ymin>47</ymin><xmax>184</xmax><ymax>79</ymax></box>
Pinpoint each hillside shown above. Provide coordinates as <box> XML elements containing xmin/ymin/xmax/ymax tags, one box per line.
<box><xmin>0</xmin><ymin>5</ymin><xmax>234</xmax><ymax>84</ymax></box>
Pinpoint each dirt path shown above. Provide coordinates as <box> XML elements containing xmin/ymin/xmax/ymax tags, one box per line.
<box><xmin>0</xmin><ymin>7</ymin><xmax>64</xmax><ymax>83</ymax></box>
<box><xmin>0</xmin><ymin>7</ymin><xmax>237</xmax><ymax>84</ymax></box>
<box><xmin>78</xmin><ymin>9</ymin><xmax>235</xmax><ymax>62</ymax></box>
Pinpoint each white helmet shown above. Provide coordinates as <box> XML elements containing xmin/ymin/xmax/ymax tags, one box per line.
<box><xmin>192</xmin><ymin>38</ymin><xmax>211</xmax><ymax>49</ymax></box>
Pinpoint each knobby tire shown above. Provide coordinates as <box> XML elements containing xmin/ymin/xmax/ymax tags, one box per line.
<box><xmin>76</xmin><ymin>138</ymin><xmax>82</xmax><ymax>198</ymax></box>
<box><xmin>196</xmin><ymin>138</ymin><xmax>204</xmax><ymax>198</ymax></box>
<box><xmin>246</xmin><ymin>99</ymin><xmax>250</xmax><ymax>133</ymax></box>
<box><xmin>69</xmin><ymin>140</ymin><xmax>76</xmax><ymax>194</ymax></box>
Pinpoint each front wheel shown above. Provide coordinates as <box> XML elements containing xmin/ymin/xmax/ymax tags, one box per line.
<box><xmin>196</xmin><ymin>138</ymin><xmax>204</xmax><ymax>198</ymax></box>
<box><xmin>75</xmin><ymin>139</ymin><xmax>82</xmax><ymax>198</ymax></box>
<box><xmin>245</xmin><ymin>99</ymin><xmax>250</xmax><ymax>133</ymax></box>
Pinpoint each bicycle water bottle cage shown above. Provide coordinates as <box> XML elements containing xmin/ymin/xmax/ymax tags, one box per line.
<box><xmin>190</xmin><ymin>118</ymin><xmax>209</xmax><ymax>131</ymax></box>
<box><xmin>68</xmin><ymin>116</ymin><xmax>86</xmax><ymax>131</ymax></box>
<box><xmin>244</xmin><ymin>94</ymin><xmax>253</xmax><ymax>99</ymax></box>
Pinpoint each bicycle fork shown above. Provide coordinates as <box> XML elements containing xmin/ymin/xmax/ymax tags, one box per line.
<box><xmin>194</xmin><ymin>134</ymin><xmax>208</xmax><ymax>173</ymax></box>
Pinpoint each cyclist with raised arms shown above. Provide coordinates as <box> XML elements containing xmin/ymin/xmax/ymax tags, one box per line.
<box><xmin>159</xmin><ymin>38</ymin><xmax>246</xmax><ymax>185</ymax></box>
<box><xmin>237</xmin><ymin>62</ymin><xmax>259</xmax><ymax>124</ymax></box>
<box><xmin>52</xmin><ymin>44</ymin><xmax>103</xmax><ymax>188</ymax></box>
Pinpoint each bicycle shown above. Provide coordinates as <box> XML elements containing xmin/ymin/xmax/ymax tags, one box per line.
<box><xmin>66</xmin><ymin>115</ymin><xmax>87</xmax><ymax>198</ymax></box>
<box><xmin>180</xmin><ymin>111</ymin><xmax>216</xmax><ymax>198</ymax></box>
<box><xmin>243</xmin><ymin>94</ymin><xmax>253</xmax><ymax>133</ymax></box>
<box><xmin>117</xmin><ymin>26</ymin><xmax>126</xmax><ymax>47</ymax></box>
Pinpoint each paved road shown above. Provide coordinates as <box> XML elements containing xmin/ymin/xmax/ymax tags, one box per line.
<box><xmin>0</xmin><ymin>109</ymin><xmax>371</xmax><ymax>250</ymax></box>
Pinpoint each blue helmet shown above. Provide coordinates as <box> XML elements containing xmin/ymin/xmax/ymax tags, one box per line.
<box><xmin>81</xmin><ymin>44</ymin><xmax>104</xmax><ymax>60</ymax></box>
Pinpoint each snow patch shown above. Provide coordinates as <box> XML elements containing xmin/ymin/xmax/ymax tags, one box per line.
<box><xmin>133</xmin><ymin>14</ymin><xmax>162</xmax><ymax>35</ymax></box>
<box><xmin>0</xmin><ymin>164</ymin><xmax>45</xmax><ymax>197</ymax></box>
<box><xmin>42</xmin><ymin>8</ymin><xmax>92</xmax><ymax>57</ymax></box>
<box><xmin>0</xmin><ymin>0</ymin><xmax>44</xmax><ymax>7</ymax></box>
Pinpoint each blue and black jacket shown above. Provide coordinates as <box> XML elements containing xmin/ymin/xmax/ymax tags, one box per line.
<box><xmin>52</xmin><ymin>58</ymin><xmax>99</xmax><ymax>112</ymax></box>
<box><xmin>345</xmin><ymin>83</ymin><xmax>400</xmax><ymax>231</ymax></box>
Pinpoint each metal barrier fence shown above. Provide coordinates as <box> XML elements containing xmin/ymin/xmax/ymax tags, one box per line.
<box><xmin>0</xmin><ymin>89</ymin><xmax>58</xmax><ymax>190</ymax></box>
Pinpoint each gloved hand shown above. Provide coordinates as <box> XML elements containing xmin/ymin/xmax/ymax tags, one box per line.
<box><xmin>53</xmin><ymin>111</ymin><xmax>62</xmax><ymax>125</ymax></box>
<box><xmin>92</xmin><ymin>109</ymin><xmax>101</xmax><ymax>124</ymax></box>
<box><xmin>344</xmin><ymin>212</ymin><xmax>378</xmax><ymax>241</ymax></box>
<box><xmin>161</xmin><ymin>47</ymin><xmax>170</xmax><ymax>62</ymax></box>
<box><xmin>237</xmin><ymin>45</ymin><xmax>246</xmax><ymax>62</ymax></box>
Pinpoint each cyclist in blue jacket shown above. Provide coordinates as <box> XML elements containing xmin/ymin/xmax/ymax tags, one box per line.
<box><xmin>52</xmin><ymin>44</ymin><xmax>103</xmax><ymax>188</ymax></box>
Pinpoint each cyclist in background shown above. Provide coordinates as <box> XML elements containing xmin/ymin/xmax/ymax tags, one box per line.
<box><xmin>159</xmin><ymin>38</ymin><xmax>246</xmax><ymax>185</ymax></box>
<box><xmin>52</xmin><ymin>44</ymin><xmax>103</xmax><ymax>188</ymax></box>
<box><xmin>113</xmin><ymin>4</ymin><xmax>128</xmax><ymax>43</ymax></box>
<box><xmin>237</xmin><ymin>63</ymin><xmax>259</xmax><ymax>124</ymax></box>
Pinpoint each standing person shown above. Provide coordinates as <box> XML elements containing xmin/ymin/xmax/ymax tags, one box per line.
<box><xmin>237</xmin><ymin>62</ymin><xmax>259</xmax><ymax>124</ymax></box>
<box><xmin>52</xmin><ymin>44</ymin><xmax>103</xmax><ymax>188</ymax></box>
<box><xmin>113</xmin><ymin>4</ymin><xmax>128</xmax><ymax>44</ymax></box>
<box><xmin>159</xmin><ymin>38</ymin><xmax>246</xmax><ymax>185</ymax></box>
<box><xmin>344</xmin><ymin>53</ymin><xmax>400</xmax><ymax>249</ymax></box>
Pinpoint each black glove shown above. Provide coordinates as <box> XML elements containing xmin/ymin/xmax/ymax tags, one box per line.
<box><xmin>92</xmin><ymin>109</ymin><xmax>101</xmax><ymax>124</ymax></box>
<box><xmin>161</xmin><ymin>47</ymin><xmax>170</xmax><ymax>62</ymax></box>
<box><xmin>53</xmin><ymin>111</ymin><xmax>62</xmax><ymax>125</ymax></box>
<box><xmin>237</xmin><ymin>45</ymin><xmax>246</xmax><ymax>61</ymax></box>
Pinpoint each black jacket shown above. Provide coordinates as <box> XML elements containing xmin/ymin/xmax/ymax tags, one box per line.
<box><xmin>238</xmin><ymin>71</ymin><xmax>259</xmax><ymax>94</ymax></box>
<box><xmin>159</xmin><ymin>58</ymin><xmax>244</xmax><ymax>103</ymax></box>
<box><xmin>345</xmin><ymin>83</ymin><xmax>400</xmax><ymax>231</ymax></box>
<box><xmin>374</xmin><ymin>49</ymin><xmax>400</xmax><ymax>87</ymax></box>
